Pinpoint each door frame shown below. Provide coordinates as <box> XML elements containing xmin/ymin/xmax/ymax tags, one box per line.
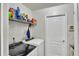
<box><xmin>45</xmin><ymin>14</ymin><xmax>68</xmax><ymax>56</ymax></box>
<box><xmin>74</xmin><ymin>3</ymin><xmax>79</xmax><ymax>56</ymax></box>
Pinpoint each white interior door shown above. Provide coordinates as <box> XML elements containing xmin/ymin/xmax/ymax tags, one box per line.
<box><xmin>45</xmin><ymin>15</ymin><xmax>67</xmax><ymax>56</ymax></box>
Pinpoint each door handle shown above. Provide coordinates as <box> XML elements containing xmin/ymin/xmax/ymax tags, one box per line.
<box><xmin>62</xmin><ymin>40</ymin><xmax>65</xmax><ymax>42</ymax></box>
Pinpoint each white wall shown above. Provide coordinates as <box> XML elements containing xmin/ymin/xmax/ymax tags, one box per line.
<box><xmin>3</xmin><ymin>3</ymin><xmax>33</xmax><ymax>55</ymax></box>
<box><xmin>77</xmin><ymin>3</ymin><xmax>79</xmax><ymax>55</ymax></box>
<box><xmin>74</xmin><ymin>3</ymin><xmax>79</xmax><ymax>56</ymax></box>
<box><xmin>0</xmin><ymin>3</ymin><xmax>1</xmax><ymax>55</ymax></box>
<box><xmin>32</xmin><ymin>4</ymin><xmax>74</xmax><ymax>56</ymax></box>
<box><xmin>3</xmin><ymin>3</ymin><xmax>9</xmax><ymax>56</ymax></box>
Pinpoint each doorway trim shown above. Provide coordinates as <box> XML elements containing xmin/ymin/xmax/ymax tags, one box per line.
<box><xmin>74</xmin><ymin>3</ymin><xmax>79</xmax><ymax>56</ymax></box>
<box><xmin>45</xmin><ymin>14</ymin><xmax>68</xmax><ymax>56</ymax></box>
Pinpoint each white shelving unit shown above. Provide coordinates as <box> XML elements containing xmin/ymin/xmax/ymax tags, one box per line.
<box><xmin>9</xmin><ymin>19</ymin><xmax>32</xmax><ymax>24</ymax></box>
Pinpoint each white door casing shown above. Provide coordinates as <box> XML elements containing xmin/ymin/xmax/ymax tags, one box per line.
<box><xmin>45</xmin><ymin>14</ymin><xmax>67</xmax><ymax>56</ymax></box>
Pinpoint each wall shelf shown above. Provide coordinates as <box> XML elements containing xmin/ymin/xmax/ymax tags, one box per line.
<box><xmin>9</xmin><ymin>19</ymin><xmax>32</xmax><ymax>24</ymax></box>
<box><xmin>9</xmin><ymin>19</ymin><xmax>37</xmax><ymax>26</ymax></box>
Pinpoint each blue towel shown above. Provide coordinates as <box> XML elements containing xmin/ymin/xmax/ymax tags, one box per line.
<box><xmin>26</xmin><ymin>28</ymin><xmax>30</xmax><ymax>39</ymax></box>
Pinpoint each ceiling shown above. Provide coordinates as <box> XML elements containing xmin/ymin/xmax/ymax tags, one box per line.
<box><xmin>22</xmin><ymin>3</ymin><xmax>66</xmax><ymax>11</ymax></box>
